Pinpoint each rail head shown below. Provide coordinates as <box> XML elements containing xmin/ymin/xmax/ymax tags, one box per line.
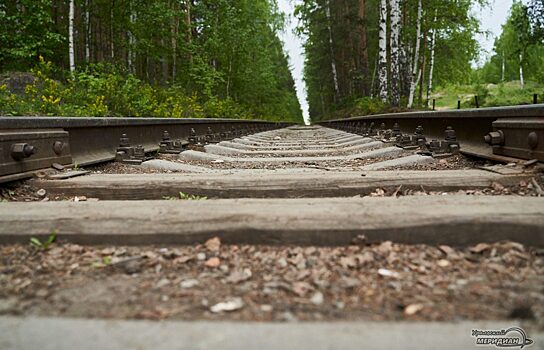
<box><xmin>0</xmin><ymin>117</ymin><xmax>294</xmax><ymax>183</ymax></box>
<box><xmin>317</xmin><ymin>104</ymin><xmax>544</xmax><ymax>163</ymax></box>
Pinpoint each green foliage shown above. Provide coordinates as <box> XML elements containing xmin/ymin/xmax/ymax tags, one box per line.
<box><xmin>0</xmin><ymin>0</ymin><xmax>303</xmax><ymax>123</ymax></box>
<box><xmin>432</xmin><ymin>81</ymin><xmax>543</xmax><ymax>109</ymax></box>
<box><xmin>296</xmin><ymin>0</ymin><xmax>481</xmax><ymax>122</ymax></box>
<box><xmin>162</xmin><ymin>192</ymin><xmax>207</xmax><ymax>200</ymax></box>
<box><xmin>0</xmin><ymin>0</ymin><xmax>64</xmax><ymax>71</ymax></box>
<box><xmin>476</xmin><ymin>1</ymin><xmax>544</xmax><ymax>86</ymax></box>
<box><xmin>92</xmin><ymin>255</ymin><xmax>113</xmax><ymax>268</ymax></box>
<box><xmin>29</xmin><ymin>232</ymin><xmax>57</xmax><ymax>250</ymax></box>
<box><xmin>0</xmin><ymin>60</ymin><xmax>256</xmax><ymax>119</ymax></box>
<box><xmin>178</xmin><ymin>192</ymin><xmax>207</xmax><ymax>200</ymax></box>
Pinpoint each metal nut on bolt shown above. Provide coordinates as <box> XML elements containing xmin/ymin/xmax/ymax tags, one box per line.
<box><xmin>53</xmin><ymin>141</ymin><xmax>64</xmax><ymax>155</ymax></box>
<box><xmin>528</xmin><ymin>131</ymin><xmax>538</xmax><ymax>149</ymax></box>
<box><xmin>484</xmin><ymin>130</ymin><xmax>504</xmax><ymax>146</ymax></box>
<box><xmin>11</xmin><ymin>143</ymin><xmax>36</xmax><ymax>160</ymax></box>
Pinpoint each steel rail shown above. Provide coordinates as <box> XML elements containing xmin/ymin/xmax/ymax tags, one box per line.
<box><xmin>0</xmin><ymin>117</ymin><xmax>292</xmax><ymax>183</ymax></box>
<box><xmin>317</xmin><ymin>104</ymin><xmax>544</xmax><ymax>162</ymax></box>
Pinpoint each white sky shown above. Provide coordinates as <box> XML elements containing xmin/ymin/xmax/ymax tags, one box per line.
<box><xmin>474</xmin><ymin>0</ymin><xmax>517</xmax><ymax>64</ymax></box>
<box><xmin>277</xmin><ymin>0</ymin><xmax>310</xmax><ymax>124</ymax></box>
<box><xmin>277</xmin><ymin>0</ymin><xmax>515</xmax><ymax>124</ymax></box>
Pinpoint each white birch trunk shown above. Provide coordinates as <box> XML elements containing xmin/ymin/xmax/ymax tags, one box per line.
<box><xmin>171</xmin><ymin>8</ymin><xmax>178</xmax><ymax>82</ymax></box>
<box><xmin>378</xmin><ymin>0</ymin><xmax>388</xmax><ymax>102</ymax></box>
<box><xmin>85</xmin><ymin>0</ymin><xmax>90</xmax><ymax>62</ymax></box>
<box><xmin>69</xmin><ymin>0</ymin><xmax>75</xmax><ymax>73</ymax></box>
<box><xmin>326</xmin><ymin>1</ymin><xmax>340</xmax><ymax>98</ymax></box>
<box><xmin>407</xmin><ymin>0</ymin><xmax>422</xmax><ymax>108</ymax></box>
<box><xmin>426</xmin><ymin>12</ymin><xmax>437</xmax><ymax>107</ymax></box>
<box><xmin>501</xmin><ymin>51</ymin><xmax>505</xmax><ymax>82</ymax></box>
<box><xmin>519</xmin><ymin>53</ymin><xmax>524</xmax><ymax>88</ymax></box>
<box><xmin>110</xmin><ymin>4</ymin><xmax>115</xmax><ymax>59</ymax></box>
<box><xmin>128</xmin><ymin>12</ymin><xmax>136</xmax><ymax>73</ymax></box>
<box><xmin>389</xmin><ymin>0</ymin><xmax>401</xmax><ymax>106</ymax></box>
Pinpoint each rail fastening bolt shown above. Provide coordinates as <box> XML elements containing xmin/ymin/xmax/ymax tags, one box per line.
<box><xmin>444</xmin><ymin>126</ymin><xmax>457</xmax><ymax>142</ymax></box>
<box><xmin>53</xmin><ymin>141</ymin><xmax>64</xmax><ymax>155</ymax></box>
<box><xmin>528</xmin><ymin>132</ymin><xmax>538</xmax><ymax>149</ymax></box>
<box><xmin>484</xmin><ymin>130</ymin><xmax>504</xmax><ymax>146</ymax></box>
<box><xmin>11</xmin><ymin>143</ymin><xmax>37</xmax><ymax>160</ymax></box>
<box><xmin>119</xmin><ymin>134</ymin><xmax>130</xmax><ymax>147</ymax></box>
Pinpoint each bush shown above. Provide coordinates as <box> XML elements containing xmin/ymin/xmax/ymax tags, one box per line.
<box><xmin>0</xmin><ymin>59</ymin><xmax>263</xmax><ymax>119</ymax></box>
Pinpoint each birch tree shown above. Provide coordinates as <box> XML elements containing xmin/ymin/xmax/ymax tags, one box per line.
<box><xmin>326</xmin><ymin>0</ymin><xmax>340</xmax><ymax>99</ymax></box>
<box><xmin>426</xmin><ymin>11</ymin><xmax>437</xmax><ymax>107</ymax></box>
<box><xmin>357</xmin><ymin>0</ymin><xmax>369</xmax><ymax>95</ymax></box>
<box><xmin>68</xmin><ymin>0</ymin><xmax>75</xmax><ymax>73</ymax></box>
<box><xmin>407</xmin><ymin>0</ymin><xmax>422</xmax><ymax>108</ymax></box>
<box><xmin>85</xmin><ymin>0</ymin><xmax>90</xmax><ymax>62</ymax></box>
<box><xmin>377</xmin><ymin>0</ymin><xmax>388</xmax><ymax>102</ymax></box>
<box><xmin>501</xmin><ymin>51</ymin><xmax>505</xmax><ymax>81</ymax></box>
<box><xmin>389</xmin><ymin>0</ymin><xmax>401</xmax><ymax>106</ymax></box>
<box><xmin>519</xmin><ymin>53</ymin><xmax>524</xmax><ymax>88</ymax></box>
<box><xmin>128</xmin><ymin>10</ymin><xmax>136</xmax><ymax>73</ymax></box>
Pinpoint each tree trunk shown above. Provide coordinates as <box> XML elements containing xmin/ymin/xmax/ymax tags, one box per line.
<box><xmin>69</xmin><ymin>0</ymin><xmax>75</xmax><ymax>73</ymax></box>
<box><xmin>418</xmin><ymin>37</ymin><xmax>427</xmax><ymax>106</ymax></box>
<box><xmin>171</xmin><ymin>1</ymin><xmax>179</xmax><ymax>82</ymax></box>
<box><xmin>85</xmin><ymin>0</ymin><xmax>90</xmax><ymax>62</ymax></box>
<box><xmin>407</xmin><ymin>0</ymin><xmax>422</xmax><ymax>108</ymax></box>
<box><xmin>389</xmin><ymin>0</ymin><xmax>401</xmax><ymax>106</ymax></box>
<box><xmin>519</xmin><ymin>53</ymin><xmax>524</xmax><ymax>88</ymax></box>
<box><xmin>128</xmin><ymin>10</ymin><xmax>136</xmax><ymax>73</ymax></box>
<box><xmin>370</xmin><ymin>52</ymin><xmax>378</xmax><ymax>98</ymax></box>
<box><xmin>426</xmin><ymin>13</ymin><xmax>437</xmax><ymax>107</ymax></box>
<box><xmin>110</xmin><ymin>0</ymin><xmax>115</xmax><ymax>60</ymax></box>
<box><xmin>357</xmin><ymin>0</ymin><xmax>369</xmax><ymax>95</ymax></box>
<box><xmin>501</xmin><ymin>51</ymin><xmax>505</xmax><ymax>82</ymax></box>
<box><xmin>326</xmin><ymin>0</ymin><xmax>340</xmax><ymax>100</ymax></box>
<box><xmin>378</xmin><ymin>0</ymin><xmax>388</xmax><ymax>102</ymax></box>
<box><xmin>186</xmin><ymin>0</ymin><xmax>192</xmax><ymax>64</ymax></box>
<box><xmin>400</xmin><ymin>3</ymin><xmax>411</xmax><ymax>97</ymax></box>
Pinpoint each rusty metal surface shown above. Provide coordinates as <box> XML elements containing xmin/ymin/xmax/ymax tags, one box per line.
<box><xmin>0</xmin><ymin>129</ymin><xmax>72</xmax><ymax>177</ymax></box>
<box><xmin>485</xmin><ymin>117</ymin><xmax>544</xmax><ymax>161</ymax></box>
<box><xmin>0</xmin><ymin>117</ymin><xmax>290</xmax><ymax>183</ymax></box>
<box><xmin>318</xmin><ymin>104</ymin><xmax>544</xmax><ymax>161</ymax></box>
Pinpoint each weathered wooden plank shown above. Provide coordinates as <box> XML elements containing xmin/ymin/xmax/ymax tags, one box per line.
<box><xmin>1</xmin><ymin>196</ymin><xmax>542</xmax><ymax>246</ymax></box>
<box><xmin>32</xmin><ymin>170</ymin><xmax>529</xmax><ymax>199</ymax></box>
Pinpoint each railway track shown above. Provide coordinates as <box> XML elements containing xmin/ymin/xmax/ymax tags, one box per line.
<box><xmin>1</xmin><ymin>106</ymin><xmax>543</xmax><ymax>347</ymax></box>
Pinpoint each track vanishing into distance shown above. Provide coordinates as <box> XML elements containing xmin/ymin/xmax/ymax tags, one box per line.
<box><xmin>0</xmin><ymin>108</ymin><xmax>543</xmax><ymax>247</ymax></box>
<box><xmin>1</xmin><ymin>106</ymin><xmax>544</xmax><ymax>335</ymax></box>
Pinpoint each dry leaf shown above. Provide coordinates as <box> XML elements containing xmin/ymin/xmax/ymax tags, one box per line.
<box><xmin>226</xmin><ymin>268</ymin><xmax>252</xmax><ymax>284</ymax></box>
<box><xmin>205</xmin><ymin>257</ymin><xmax>220</xmax><ymax>268</ymax></box>
<box><xmin>404</xmin><ymin>303</ymin><xmax>424</xmax><ymax>316</ymax></box>
<box><xmin>378</xmin><ymin>268</ymin><xmax>399</xmax><ymax>278</ymax></box>
<box><xmin>205</xmin><ymin>237</ymin><xmax>221</xmax><ymax>252</ymax></box>
<box><xmin>438</xmin><ymin>245</ymin><xmax>455</xmax><ymax>256</ymax></box>
<box><xmin>292</xmin><ymin>281</ymin><xmax>313</xmax><ymax>297</ymax></box>
<box><xmin>210</xmin><ymin>297</ymin><xmax>244</xmax><ymax>313</ymax></box>
<box><xmin>437</xmin><ymin>259</ymin><xmax>451</xmax><ymax>267</ymax></box>
<box><xmin>470</xmin><ymin>243</ymin><xmax>491</xmax><ymax>254</ymax></box>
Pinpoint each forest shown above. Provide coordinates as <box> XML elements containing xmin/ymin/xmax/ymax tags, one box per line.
<box><xmin>0</xmin><ymin>0</ymin><xmax>303</xmax><ymax>122</ymax></box>
<box><xmin>296</xmin><ymin>0</ymin><xmax>544</xmax><ymax>121</ymax></box>
<box><xmin>1</xmin><ymin>1</ymin><xmax>543</xmax><ymax>123</ymax></box>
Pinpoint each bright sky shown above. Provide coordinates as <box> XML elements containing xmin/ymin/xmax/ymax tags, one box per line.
<box><xmin>277</xmin><ymin>0</ymin><xmax>310</xmax><ymax>124</ymax></box>
<box><xmin>475</xmin><ymin>0</ymin><xmax>517</xmax><ymax>64</ymax></box>
<box><xmin>277</xmin><ymin>0</ymin><xmax>515</xmax><ymax>124</ymax></box>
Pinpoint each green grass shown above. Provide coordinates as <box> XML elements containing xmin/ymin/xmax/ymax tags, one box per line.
<box><xmin>432</xmin><ymin>81</ymin><xmax>544</xmax><ymax>109</ymax></box>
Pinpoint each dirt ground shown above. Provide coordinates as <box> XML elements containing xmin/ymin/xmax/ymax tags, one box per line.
<box><xmin>0</xmin><ymin>240</ymin><xmax>543</xmax><ymax>327</ymax></box>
